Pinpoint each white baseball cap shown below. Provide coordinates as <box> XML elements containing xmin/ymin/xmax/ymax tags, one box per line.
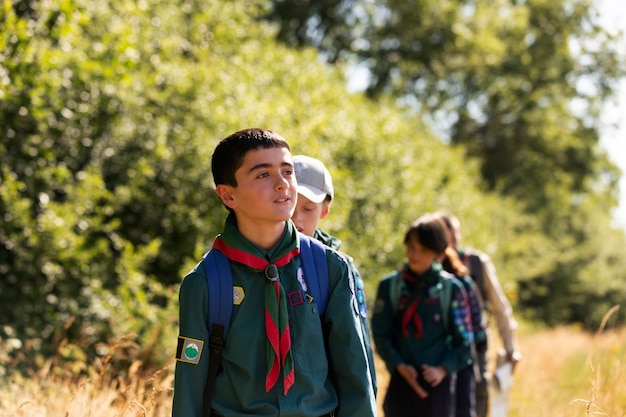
<box><xmin>293</xmin><ymin>155</ymin><xmax>334</xmax><ymax>204</ymax></box>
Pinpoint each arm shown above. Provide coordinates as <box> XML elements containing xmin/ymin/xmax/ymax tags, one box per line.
<box><xmin>346</xmin><ymin>259</ymin><xmax>378</xmax><ymax>396</ymax></box>
<box><xmin>172</xmin><ymin>270</ymin><xmax>210</xmax><ymax>417</ymax></box>
<box><xmin>371</xmin><ymin>275</ymin><xmax>406</xmax><ymax>373</ymax></box>
<box><xmin>439</xmin><ymin>277</ymin><xmax>473</xmax><ymax>375</ymax></box>
<box><xmin>324</xmin><ymin>251</ymin><xmax>377</xmax><ymax>417</ymax></box>
<box><xmin>371</xmin><ymin>273</ymin><xmax>428</xmax><ymax>398</ymax></box>
<box><xmin>480</xmin><ymin>253</ymin><xmax>521</xmax><ymax>367</ymax></box>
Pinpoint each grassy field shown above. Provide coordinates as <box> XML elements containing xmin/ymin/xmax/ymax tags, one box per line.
<box><xmin>1</xmin><ymin>324</ymin><xmax>625</xmax><ymax>417</ymax></box>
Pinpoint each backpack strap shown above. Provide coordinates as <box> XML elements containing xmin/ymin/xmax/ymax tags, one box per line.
<box><xmin>467</xmin><ymin>253</ymin><xmax>487</xmax><ymax>309</ymax></box>
<box><xmin>202</xmin><ymin>249</ymin><xmax>232</xmax><ymax>417</ymax></box>
<box><xmin>439</xmin><ymin>274</ymin><xmax>454</xmax><ymax>333</ymax></box>
<box><xmin>389</xmin><ymin>271</ymin><xmax>405</xmax><ymax>313</ymax></box>
<box><xmin>298</xmin><ymin>233</ymin><xmax>330</xmax><ymax>315</ymax></box>
<box><xmin>205</xmin><ymin>249</ymin><xmax>234</xmax><ymax>337</ymax></box>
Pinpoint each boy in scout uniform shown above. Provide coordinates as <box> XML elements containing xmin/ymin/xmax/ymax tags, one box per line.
<box><xmin>172</xmin><ymin>128</ymin><xmax>377</xmax><ymax>417</ymax></box>
<box><xmin>291</xmin><ymin>154</ymin><xmax>377</xmax><ymax>395</ymax></box>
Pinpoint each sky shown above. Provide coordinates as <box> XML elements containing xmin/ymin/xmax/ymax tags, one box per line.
<box><xmin>599</xmin><ymin>0</ymin><xmax>626</xmax><ymax>229</ymax></box>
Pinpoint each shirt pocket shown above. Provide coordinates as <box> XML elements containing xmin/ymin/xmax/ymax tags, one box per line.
<box><xmin>289</xmin><ymin>301</ymin><xmax>328</xmax><ymax>376</ymax></box>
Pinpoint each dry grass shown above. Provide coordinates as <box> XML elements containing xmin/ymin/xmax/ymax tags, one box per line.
<box><xmin>0</xmin><ymin>334</ymin><xmax>175</xmax><ymax>417</ymax></box>
<box><xmin>0</xmin><ymin>361</ymin><xmax>174</xmax><ymax>417</ymax></box>
<box><xmin>507</xmin><ymin>325</ymin><xmax>626</xmax><ymax>417</ymax></box>
<box><xmin>1</xmin><ymin>323</ymin><xmax>625</xmax><ymax>416</ymax></box>
<box><xmin>375</xmin><ymin>324</ymin><xmax>626</xmax><ymax>417</ymax></box>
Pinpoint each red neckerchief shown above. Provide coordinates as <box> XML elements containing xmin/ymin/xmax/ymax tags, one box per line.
<box><xmin>213</xmin><ymin>236</ymin><xmax>299</xmax><ymax>269</ymax></box>
<box><xmin>401</xmin><ymin>271</ymin><xmax>423</xmax><ymax>339</ymax></box>
<box><xmin>212</xmin><ymin>236</ymin><xmax>298</xmax><ymax>394</ymax></box>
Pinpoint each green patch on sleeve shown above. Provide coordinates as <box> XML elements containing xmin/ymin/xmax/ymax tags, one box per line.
<box><xmin>175</xmin><ymin>336</ymin><xmax>204</xmax><ymax>364</ymax></box>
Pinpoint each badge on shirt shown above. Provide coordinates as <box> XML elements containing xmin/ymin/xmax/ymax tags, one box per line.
<box><xmin>176</xmin><ymin>336</ymin><xmax>204</xmax><ymax>364</ymax></box>
<box><xmin>297</xmin><ymin>267</ymin><xmax>309</xmax><ymax>292</ymax></box>
<box><xmin>233</xmin><ymin>286</ymin><xmax>245</xmax><ymax>305</ymax></box>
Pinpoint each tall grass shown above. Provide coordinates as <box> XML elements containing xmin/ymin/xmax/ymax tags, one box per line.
<box><xmin>508</xmin><ymin>326</ymin><xmax>625</xmax><ymax>416</ymax></box>
<box><xmin>0</xmin><ymin>334</ymin><xmax>174</xmax><ymax>417</ymax></box>
<box><xmin>1</xmin><ymin>322</ymin><xmax>625</xmax><ymax>416</ymax></box>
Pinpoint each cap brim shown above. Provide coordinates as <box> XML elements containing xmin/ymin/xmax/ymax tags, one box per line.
<box><xmin>297</xmin><ymin>184</ymin><xmax>327</xmax><ymax>204</ymax></box>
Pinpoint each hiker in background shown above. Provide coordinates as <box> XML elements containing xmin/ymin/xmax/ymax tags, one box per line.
<box><xmin>172</xmin><ymin>128</ymin><xmax>376</xmax><ymax>417</ymax></box>
<box><xmin>440</xmin><ymin>239</ymin><xmax>487</xmax><ymax>417</ymax></box>
<box><xmin>291</xmin><ymin>154</ymin><xmax>377</xmax><ymax>395</ymax></box>
<box><xmin>437</xmin><ymin>211</ymin><xmax>522</xmax><ymax>417</ymax></box>
<box><xmin>371</xmin><ymin>213</ymin><xmax>474</xmax><ymax>417</ymax></box>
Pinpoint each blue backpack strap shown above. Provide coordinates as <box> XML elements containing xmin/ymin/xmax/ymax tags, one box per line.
<box><xmin>202</xmin><ymin>249</ymin><xmax>232</xmax><ymax>417</ymax></box>
<box><xmin>298</xmin><ymin>234</ymin><xmax>330</xmax><ymax>315</ymax></box>
<box><xmin>203</xmin><ymin>249</ymin><xmax>233</xmax><ymax>337</ymax></box>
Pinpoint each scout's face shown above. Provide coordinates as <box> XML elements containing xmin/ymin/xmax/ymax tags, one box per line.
<box><xmin>291</xmin><ymin>194</ymin><xmax>329</xmax><ymax>237</ymax></box>
<box><xmin>217</xmin><ymin>146</ymin><xmax>297</xmax><ymax>226</ymax></box>
<box><xmin>405</xmin><ymin>235</ymin><xmax>438</xmax><ymax>275</ymax></box>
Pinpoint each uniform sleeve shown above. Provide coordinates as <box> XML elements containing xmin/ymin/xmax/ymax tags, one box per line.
<box><xmin>370</xmin><ymin>275</ymin><xmax>405</xmax><ymax>374</ymax></box>
<box><xmin>323</xmin><ymin>250</ymin><xmax>377</xmax><ymax>417</ymax></box>
<box><xmin>439</xmin><ymin>277</ymin><xmax>473</xmax><ymax>374</ymax></box>
<box><xmin>347</xmin><ymin>260</ymin><xmax>378</xmax><ymax>396</ymax></box>
<box><xmin>480</xmin><ymin>253</ymin><xmax>520</xmax><ymax>355</ymax></box>
<box><xmin>172</xmin><ymin>270</ymin><xmax>210</xmax><ymax>417</ymax></box>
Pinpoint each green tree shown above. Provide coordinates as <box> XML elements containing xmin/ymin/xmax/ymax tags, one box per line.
<box><xmin>265</xmin><ymin>0</ymin><xmax>626</xmax><ymax>328</ymax></box>
<box><xmin>266</xmin><ymin>0</ymin><xmax>624</xmax><ymax>210</ymax></box>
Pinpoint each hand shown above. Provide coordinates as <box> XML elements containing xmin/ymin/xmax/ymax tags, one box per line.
<box><xmin>420</xmin><ymin>364</ymin><xmax>447</xmax><ymax>387</ymax></box>
<box><xmin>508</xmin><ymin>351</ymin><xmax>522</xmax><ymax>374</ymax></box>
<box><xmin>396</xmin><ymin>363</ymin><xmax>428</xmax><ymax>398</ymax></box>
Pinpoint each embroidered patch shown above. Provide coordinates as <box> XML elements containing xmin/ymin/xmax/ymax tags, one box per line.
<box><xmin>288</xmin><ymin>290</ymin><xmax>304</xmax><ymax>306</ymax></box>
<box><xmin>354</xmin><ymin>275</ymin><xmax>368</xmax><ymax>318</ymax></box>
<box><xmin>297</xmin><ymin>267</ymin><xmax>308</xmax><ymax>292</ymax></box>
<box><xmin>233</xmin><ymin>286</ymin><xmax>245</xmax><ymax>305</ymax></box>
<box><xmin>176</xmin><ymin>336</ymin><xmax>204</xmax><ymax>364</ymax></box>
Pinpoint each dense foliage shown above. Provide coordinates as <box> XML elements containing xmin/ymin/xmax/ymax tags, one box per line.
<box><xmin>265</xmin><ymin>0</ymin><xmax>626</xmax><ymax>325</ymax></box>
<box><xmin>1</xmin><ymin>0</ymin><xmax>625</xmax><ymax>372</ymax></box>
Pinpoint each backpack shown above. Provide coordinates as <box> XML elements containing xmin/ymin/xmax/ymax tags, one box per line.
<box><xmin>464</xmin><ymin>251</ymin><xmax>486</xmax><ymax>304</ymax></box>
<box><xmin>201</xmin><ymin>234</ymin><xmax>329</xmax><ymax>417</ymax></box>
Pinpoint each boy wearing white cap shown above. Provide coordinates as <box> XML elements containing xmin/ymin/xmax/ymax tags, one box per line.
<box><xmin>292</xmin><ymin>155</ymin><xmax>377</xmax><ymax>395</ymax></box>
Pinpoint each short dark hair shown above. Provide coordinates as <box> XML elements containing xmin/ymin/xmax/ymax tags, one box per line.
<box><xmin>404</xmin><ymin>213</ymin><xmax>449</xmax><ymax>255</ymax></box>
<box><xmin>211</xmin><ymin>128</ymin><xmax>291</xmax><ymax>187</ymax></box>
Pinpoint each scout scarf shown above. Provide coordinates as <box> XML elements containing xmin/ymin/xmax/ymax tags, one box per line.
<box><xmin>212</xmin><ymin>223</ymin><xmax>299</xmax><ymax>395</ymax></box>
<box><xmin>401</xmin><ymin>270</ymin><xmax>423</xmax><ymax>339</ymax></box>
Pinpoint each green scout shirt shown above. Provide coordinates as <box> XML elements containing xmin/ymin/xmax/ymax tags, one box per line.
<box><xmin>371</xmin><ymin>263</ymin><xmax>473</xmax><ymax>376</ymax></box>
<box><xmin>314</xmin><ymin>227</ymin><xmax>377</xmax><ymax>396</ymax></box>
<box><xmin>172</xmin><ymin>215</ymin><xmax>377</xmax><ymax>417</ymax></box>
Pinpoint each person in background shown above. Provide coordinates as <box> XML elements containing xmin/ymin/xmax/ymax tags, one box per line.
<box><xmin>291</xmin><ymin>154</ymin><xmax>377</xmax><ymax>395</ymax></box>
<box><xmin>440</xmin><ymin>239</ymin><xmax>486</xmax><ymax>417</ymax></box>
<box><xmin>371</xmin><ymin>213</ymin><xmax>474</xmax><ymax>417</ymax></box>
<box><xmin>437</xmin><ymin>211</ymin><xmax>522</xmax><ymax>417</ymax></box>
<box><xmin>172</xmin><ymin>128</ymin><xmax>377</xmax><ymax>417</ymax></box>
